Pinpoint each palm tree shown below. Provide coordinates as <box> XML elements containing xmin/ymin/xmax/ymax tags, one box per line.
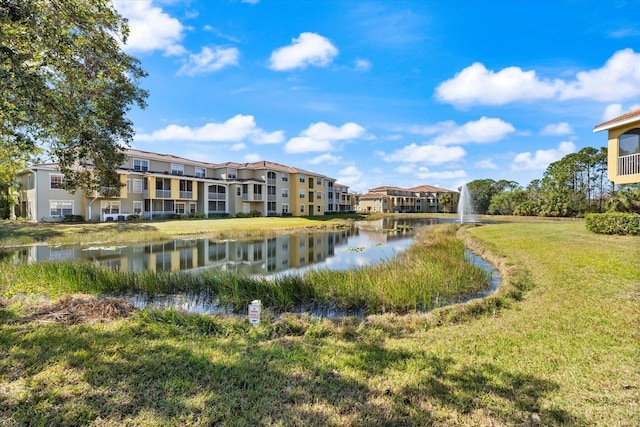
<box><xmin>438</xmin><ymin>193</ymin><xmax>453</xmax><ymax>213</ymax></box>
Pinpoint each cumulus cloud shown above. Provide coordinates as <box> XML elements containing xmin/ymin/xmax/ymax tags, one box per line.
<box><xmin>559</xmin><ymin>49</ymin><xmax>640</xmax><ymax>101</ymax></box>
<box><xmin>285</xmin><ymin>122</ymin><xmax>365</xmax><ymax>153</ymax></box>
<box><xmin>540</xmin><ymin>122</ymin><xmax>574</xmax><ymax>136</ymax></box>
<box><xmin>435</xmin><ymin>63</ymin><xmax>559</xmax><ymax>106</ymax></box>
<box><xmin>415</xmin><ymin>167</ymin><xmax>467</xmax><ymax>180</ymax></box>
<box><xmin>512</xmin><ymin>141</ymin><xmax>576</xmax><ymax>171</ymax></box>
<box><xmin>436</xmin><ymin>49</ymin><xmax>640</xmax><ymax>106</ymax></box>
<box><xmin>355</xmin><ymin>59</ymin><xmax>372</xmax><ymax>71</ymax></box>
<box><xmin>309</xmin><ymin>153</ymin><xmax>342</xmax><ymax>165</ymax></box>
<box><xmin>475</xmin><ymin>159</ymin><xmax>498</xmax><ymax>169</ymax></box>
<box><xmin>177</xmin><ymin>46</ymin><xmax>239</xmax><ymax>76</ymax></box>
<box><xmin>114</xmin><ymin>0</ymin><xmax>185</xmax><ymax>55</ymax></box>
<box><xmin>135</xmin><ymin>114</ymin><xmax>284</xmax><ymax>144</ymax></box>
<box><xmin>337</xmin><ymin>166</ymin><xmax>365</xmax><ymax>190</ymax></box>
<box><xmin>601</xmin><ymin>103</ymin><xmax>640</xmax><ymax>121</ymax></box>
<box><xmin>269</xmin><ymin>32</ymin><xmax>338</xmax><ymax>71</ymax></box>
<box><xmin>384</xmin><ymin>144</ymin><xmax>466</xmax><ymax>164</ymax></box>
<box><xmin>407</xmin><ymin>117</ymin><xmax>515</xmax><ymax>145</ymax></box>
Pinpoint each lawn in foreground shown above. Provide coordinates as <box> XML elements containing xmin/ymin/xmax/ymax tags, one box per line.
<box><xmin>0</xmin><ymin>220</ymin><xmax>638</xmax><ymax>425</ymax></box>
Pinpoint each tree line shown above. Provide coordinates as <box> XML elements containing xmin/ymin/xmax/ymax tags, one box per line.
<box><xmin>464</xmin><ymin>147</ymin><xmax>640</xmax><ymax>217</ymax></box>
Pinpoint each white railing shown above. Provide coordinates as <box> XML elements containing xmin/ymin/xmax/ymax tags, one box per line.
<box><xmin>179</xmin><ymin>191</ymin><xmax>193</xmax><ymax>199</ymax></box>
<box><xmin>156</xmin><ymin>190</ymin><xmax>171</xmax><ymax>198</ymax></box>
<box><xmin>208</xmin><ymin>192</ymin><xmax>226</xmax><ymax>200</ymax></box>
<box><xmin>619</xmin><ymin>153</ymin><xmax>640</xmax><ymax>176</ymax></box>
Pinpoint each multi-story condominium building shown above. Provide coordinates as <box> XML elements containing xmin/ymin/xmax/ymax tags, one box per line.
<box><xmin>594</xmin><ymin>108</ymin><xmax>640</xmax><ymax>185</ymax></box>
<box><xmin>15</xmin><ymin>148</ymin><xmax>347</xmax><ymax>222</ymax></box>
<box><xmin>355</xmin><ymin>185</ymin><xmax>459</xmax><ymax>214</ymax></box>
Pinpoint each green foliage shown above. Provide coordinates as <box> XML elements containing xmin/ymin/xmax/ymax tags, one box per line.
<box><xmin>488</xmin><ymin>189</ymin><xmax>527</xmax><ymax>215</ymax></box>
<box><xmin>606</xmin><ymin>188</ymin><xmax>640</xmax><ymax>213</ymax></box>
<box><xmin>236</xmin><ymin>210</ymin><xmax>263</xmax><ymax>218</ymax></box>
<box><xmin>1</xmin><ymin>0</ymin><xmax>147</xmax><ymax>196</ymax></box>
<box><xmin>585</xmin><ymin>213</ymin><xmax>640</xmax><ymax>235</ymax></box>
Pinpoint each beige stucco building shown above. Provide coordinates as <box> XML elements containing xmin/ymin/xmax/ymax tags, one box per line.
<box><xmin>16</xmin><ymin>148</ymin><xmax>348</xmax><ymax>222</ymax></box>
<box><xmin>594</xmin><ymin>108</ymin><xmax>640</xmax><ymax>185</ymax></box>
<box><xmin>355</xmin><ymin>185</ymin><xmax>459</xmax><ymax>214</ymax></box>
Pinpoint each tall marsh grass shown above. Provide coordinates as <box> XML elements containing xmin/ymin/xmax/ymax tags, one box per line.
<box><xmin>1</xmin><ymin>224</ymin><xmax>491</xmax><ymax>315</ymax></box>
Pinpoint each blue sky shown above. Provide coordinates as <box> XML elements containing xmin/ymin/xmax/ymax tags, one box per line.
<box><xmin>113</xmin><ymin>0</ymin><xmax>640</xmax><ymax>193</ymax></box>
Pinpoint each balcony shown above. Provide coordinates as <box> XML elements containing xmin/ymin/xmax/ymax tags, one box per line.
<box><xmin>242</xmin><ymin>194</ymin><xmax>263</xmax><ymax>201</ymax></box>
<box><xmin>267</xmin><ymin>194</ymin><xmax>276</xmax><ymax>201</ymax></box>
<box><xmin>267</xmin><ymin>178</ymin><xmax>276</xmax><ymax>185</ymax></box>
<box><xmin>208</xmin><ymin>192</ymin><xmax>226</xmax><ymax>200</ymax></box>
<box><xmin>619</xmin><ymin>153</ymin><xmax>640</xmax><ymax>176</ymax></box>
<box><xmin>156</xmin><ymin>190</ymin><xmax>171</xmax><ymax>198</ymax></box>
<box><xmin>179</xmin><ymin>191</ymin><xmax>193</xmax><ymax>199</ymax></box>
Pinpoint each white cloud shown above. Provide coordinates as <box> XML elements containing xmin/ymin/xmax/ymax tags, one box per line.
<box><xmin>244</xmin><ymin>153</ymin><xmax>261</xmax><ymax>162</ymax></box>
<box><xmin>435</xmin><ymin>62</ymin><xmax>559</xmax><ymax>106</ymax></box>
<box><xmin>415</xmin><ymin>167</ymin><xmax>467</xmax><ymax>180</ymax></box>
<box><xmin>135</xmin><ymin>114</ymin><xmax>284</xmax><ymax>144</ymax></box>
<box><xmin>475</xmin><ymin>159</ymin><xmax>498</xmax><ymax>169</ymax></box>
<box><xmin>337</xmin><ymin>166</ymin><xmax>365</xmax><ymax>191</ymax></box>
<box><xmin>114</xmin><ymin>0</ymin><xmax>185</xmax><ymax>55</ymax></box>
<box><xmin>436</xmin><ymin>49</ymin><xmax>640</xmax><ymax>106</ymax></box>
<box><xmin>512</xmin><ymin>141</ymin><xmax>576</xmax><ymax>171</ymax></box>
<box><xmin>231</xmin><ymin>143</ymin><xmax>246</xmax><ymax>151</ymax></box>
<box><xmin>601</xmin><ymin>103</ymin><xmax>640</xmax><ymax>121</ymax></box>
<box><xmin>355</xmin><ymin>59</ymin><xmax>372</xmax><ymax>71</ymax></box>
<box><xmin>540</xmin><ymin>122</ymin><xmax>574</xmax><ymax>136</ymax></box>
<box><xmin>285</xmin><ymin>122</ymin><xmax>365</xmax><ymax>153</ymax></box>
<box><xmin>433</xmin><ymin>117</ymin><xmax>515</xmax><ymax>145</ymax></box>
<box><xmin>269</xmin><ymin>32</ymin><xmax>338</xmax><ymax>71</ymax></box>
<box><xmin>177</xmin><ymin>46</ymin><xmax>240</xmax><ymax>76</ymax></box>
<box><xmin>559</xmin><ymin>49</ymin><xmax>640</xmax><ymax>101</ymax></box>
<box><xmin>309</xmin><ymin>153</ymin><xmax>342</xmax><ymax>165</ymax></box>
<box><xmin>384</xmin><ymin>143</ymin><xmax>466</xmax><ymax>164</ymax></box>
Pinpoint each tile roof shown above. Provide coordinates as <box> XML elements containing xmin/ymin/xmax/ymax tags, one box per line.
<box><xmin>593</xmin><ymin>108</ymin><xmax>640</xmax><ymax>132</ymax></box>
<box><xmin>408</xmin><ymin>184</ymin><xmax>458</xmax><ymax>193</ymax></box>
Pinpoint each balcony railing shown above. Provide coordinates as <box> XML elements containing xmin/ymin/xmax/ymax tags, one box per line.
<box><xmin>208</xmin><ymin>192</ymin><xmax>226</xmax><ymax>200</ymax></box>
<box><xmin>619</xmin><ymin>153</ymin><xmax>640</xmax><ymax>176</ymax></box>
<box><xmin>156</xmin><ymin>190</ymin><xmax>171</xmax><ymax>198</ymax></box>
<box><xmin>267</xmin><ymin>178</ymin><xmax>276</xmax><ymax>185</ymax></box>
<box><xmin>242</xmin><ymin>194</ymin><xmax>263</xmax><ymax>201</ymax></box>
<box><xmin>267</xmin><ymin>194</ymin><xmax>276</xmax><ymax>201</ymax></box>
<box><xmin>179</xmin><ymin>191</ymin><xmax>193</xmax><ymax>199</ymax></box>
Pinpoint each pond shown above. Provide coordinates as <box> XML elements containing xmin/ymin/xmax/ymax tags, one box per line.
<box><xmin>0</xmin><ymin>219</ymin><xmax>425</xmax><ymax>276</ymax></box>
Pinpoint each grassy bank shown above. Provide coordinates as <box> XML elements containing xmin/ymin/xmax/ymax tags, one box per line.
<box><xmin>0</xmin><ymin>224</ymin><xmax>490</xmax><ymax>315</ymax></box>
<box><xmin>1</xmin><ymin>220</ymin><xmax>638</xmax><ymax>425</ymax></box>
<box><xmin>0</xmin><ymin>216</ymin><xmax>353</xmax><ymax>247</ymax></box>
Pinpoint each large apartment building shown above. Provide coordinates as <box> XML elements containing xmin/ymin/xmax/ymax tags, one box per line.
<box><xmin>593</xmin><ymin>108</ymin><xmax>640</xmax><ymax>185</ymax></box>
<box><xmin>16</xmin><ymin>148</ymin><xmax>347</xmax><ymax>222</ymax></box>
<box><xmin>355</xmin><ymin>185</ymin><xmax>459</xmax><ymax>214</ymax></box>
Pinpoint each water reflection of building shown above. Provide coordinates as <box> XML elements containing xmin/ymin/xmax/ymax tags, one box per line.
<box><xmin>3</xmin><ymin>225</ymin><xmax>359</xmax><ymax>275</ymax></box>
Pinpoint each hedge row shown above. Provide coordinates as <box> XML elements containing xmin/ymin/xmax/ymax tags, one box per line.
<box><xmin>584</xmin><ymin>213</ymin><xmax>640</xmax><ymax>235</ymax></box>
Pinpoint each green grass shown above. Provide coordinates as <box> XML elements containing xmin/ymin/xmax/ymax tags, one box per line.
<box><xmin>1</xmin><ymin>220</ymin><xmax>638</xmax><ymax>425</ymax></box>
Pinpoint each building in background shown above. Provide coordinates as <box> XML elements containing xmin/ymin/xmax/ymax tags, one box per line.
<box><xmin>355</xmin><ymin>185</ymin><xmax>459</xmax><ymax>214</ymax></box>
<box><xmin>16</xmin><ymin>149</ymin><xmax>348</xmax><ymax>222</ymax></box>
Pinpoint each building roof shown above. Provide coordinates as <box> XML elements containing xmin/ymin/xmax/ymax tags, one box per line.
<box><xmin>359</xmin><ymin>192</ymin><xmax>387</xmax><ymax>200</ymax></box>
<box><xmin>593</xmin><ymin>108</ymin><xmax>640</xmax><ymax>133</ymax></box>
<box><xmin>124</xmin><ymin>148</ymin><xmax>214</xmax><ymax>168</ymax></box>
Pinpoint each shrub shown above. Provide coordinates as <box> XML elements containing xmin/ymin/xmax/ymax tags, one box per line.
<box><xmin>63</xmin><ymin>214</ymin><xmax>84</xmax><ymax>222</ymax></box>
<box><xmin>236</xmin><ymin>210</ymin><xmax>262</xmax><ymax>218</ymax></box>
<box><xmin>127</xmin><ymin>214</ymin><xmax>143</xmax><ymax>221</ymax></box>
<box><xmin>585</xmin><ymin>212</ymin><xmax>640</xmax><ymax>235</ymax></box>
<box><xmin>207</xmin><ymin>212</ymin><xmax>230</xmax><ymax>218</ymax></box>
<box><xmin>186</xmin><ymin>212</ymin><xmax>207</xmax><ymax>219</ymax></box>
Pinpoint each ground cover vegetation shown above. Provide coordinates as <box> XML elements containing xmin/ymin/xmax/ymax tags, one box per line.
<box><xmin>0</xmin><ymin>216</ymin><xmax>354</xmax><ymax>247</ymax></box>
<box><xmin>1</xmin><ymin>220</ymin><xmax>638</xmax><ymax>425</ymax></box>
<box><xmin>0</xmin><ymin>224</ymin><xmax>491</xmax><ymax>315</ymax></box>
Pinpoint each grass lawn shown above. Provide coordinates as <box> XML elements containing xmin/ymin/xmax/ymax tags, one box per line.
<box><xmin>0</xmin><ymin>219</ymin><xmax>638</xmax><ymax>425</ymax></box>
<box><xmin>0</xmin><ymin>216</ymin><xmax>352</xmax><ymax>247</ymax></box>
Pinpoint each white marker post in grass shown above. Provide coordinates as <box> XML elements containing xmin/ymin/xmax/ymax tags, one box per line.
<box><xmin>248</xmin><ymin>300</ymin><xmax>261</xmax><ymax>326</ymax></box>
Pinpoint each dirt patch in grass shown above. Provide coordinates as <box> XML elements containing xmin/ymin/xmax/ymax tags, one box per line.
<box><xmin>11</xmin><ymin>294</ymin><xmax>135</xmax><ymax>325</ymax></box>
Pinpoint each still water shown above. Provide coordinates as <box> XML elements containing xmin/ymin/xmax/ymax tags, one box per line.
<box><xmin>1</xmin><ymin>218</ymin><xmax>448</xmax><ymax>276</ymax></box>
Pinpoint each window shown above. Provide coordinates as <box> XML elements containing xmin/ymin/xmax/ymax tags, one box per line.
<box><xmin>317</xmin><ymin>192</ymin><xmax>322</xmax><ymax>200</ymax></box>
<box><xmin>50</xmin><ymin>174</ymin><xmax>64</xmax><ymax>189</ymax></box>
<box><xmin>282</xmin><ymin>189</ymin><xmax>289</xmax><ymax>198</ymax></box>
<box><xmin>195</xmin><ymin>167</ymin><xmax>206</xmax><ymax>178</ymax></box>
<box><xmin>299</xmin><ymin>190</ymin><xmax>305</xmax><ymax>199</ymax></box>
<box><xmin>236</xmin><ymin>187</ymin><xmax>241</xmax><ymax>196</ymax></box>
<box><xmin>328</xmin><ymin>181</ymin><xmax>334</xmax><ymax>188</ymax></box>
<box><xmin>228</xmin><ymin>169</ymin><xmax>237</xmax><ymax>179</ymax></box>
<box><xmin>317</xmin><ymin>205</ymin><xmax>321</xmax><ymax>213</ymax></box>
<box><xmin>282</xmin><ymin>204</ymin><xmax>289</xmax><ymax>214</ymax></box>
<box><xmin>50</xmin><ymin>201</ymin><xmax>73</xmax><ymax>217</ymax></box>
<box><xmin>317</xmin><ymin>177</ymin><xmax>322</xmax><ymax>185</ymax></box>
<box><xmin>176</xmin><ymin>202</ymin><xmax>186</xmax><ymax>214</ymax></box>
<box><xmin>619</xmin><ymin>129</ymin><xmax>640</xmax><ymax>156</ymax></box>
<box><xmin>132</xmin><ymin>179</ymin><xmax>143</xmax><ymax>193</ymax></box>
<box><xmin>171</xmin><ymin>163</ymin><xmax>184</xmax><ymax>175</ymax></box>
<box><xmin>133</xmin><ymin>159</ymin><xmax>149</xmax><ymax>172</ymax></box>
<box><xmin>299</xmin><ymin>175</ymin><xmax>305</xmax><ymax>183</ymax></box>
<box><xmin>309</xmin><ymin>192</ymin><xmax>314</xmax><ymax>202</ymax></box>
<box><xmin>300</xmin><ymin>204</ymin><xmax>305</xmax><ymax>213</ymax></box>
<box><xmin>101</xmin><ymin>201</ymin><xmax>120</xmax><ymax>214</ymax></box>
<box><xmin>189</xmin><ymin>202</ymin><xmax>197</xmax><ymax>213</ymax></box>
<box><xmin>282</xmin><ymin>175</ymin><xmax>289</xmax><ymax>182</ymax></box>
<box><xmin>133</xmin><ymin>201</ymin><xmax>143</xmax><ymax>214</ymax></box>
